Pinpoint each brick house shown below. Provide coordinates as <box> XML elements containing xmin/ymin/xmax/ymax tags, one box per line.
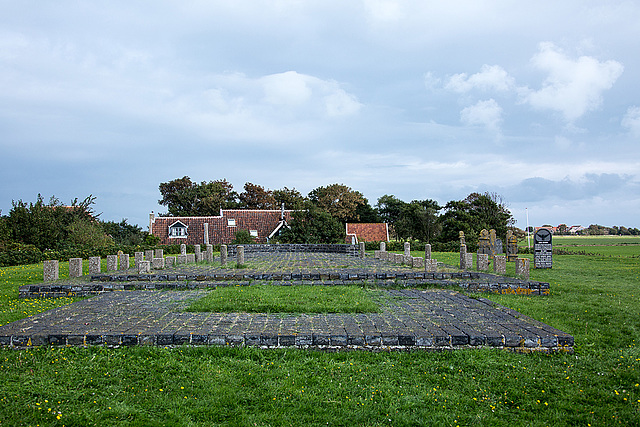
<box><xmin>149</xmin><ymin>208</ymin><xmax>293</xmax><ymax>245</ymax></box>
<box><xmin>345</xmin><ymin>223</ymin><xmax>389</xmax><ymax>244</ymax></box>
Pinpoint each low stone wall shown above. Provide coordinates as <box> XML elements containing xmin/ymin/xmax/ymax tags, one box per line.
<box><xmin>20</xmin><ymin>271</ymin><xmax>550</xmax><ymax>298</ymax></box>
<box><xmin>226</xmin><ymin>244</ymin><xmax>359</xmax><ymax>257</ymax></box>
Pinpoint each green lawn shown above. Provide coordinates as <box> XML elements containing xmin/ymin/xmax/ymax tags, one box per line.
<box><xmin>187</xmin><ymin>284</ymin><xmax>380</xmax><ymax>314</ymax></box>
<box><xmin>0</xmin><ymin>251</ymin><xmax>639</xmax><ymax>426</ymax></box>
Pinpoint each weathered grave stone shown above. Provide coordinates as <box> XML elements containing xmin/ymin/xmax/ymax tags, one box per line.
<box><xmin>403</xmin><ymin>255</ymin><xmax>413</xmax><ymax>265</ymax></box>
<box><xmin>380</xmin><ymin>241</ymin><xmax>386</xmax><ymax>252</ymax></box>
<box><xmin>135</xmin><ymin>252</ymin><xmax>144</xmax><ymax>269</ymax></box>
<box><xmin>489</xmin><ymin>229</ymin><xmax>497</xmax><ymax>258</ymax></box>
<box><xmin>166</xmin><ymin>256</ymin><xmax>176</xmax><ymax>267</ymax></box>
<box><xmin>404</xmin><ymin>242</ymin><xmax>411</xmax><ymax>256</ymax></box>
<box><xmin>220</xmin><ymin>245</ymin><xmax>227</xmax><ymax>266</ymax></box>
<box><xmin>194</xmin><ymin>245</ymin><xmax>201</xmax><ymax>262</ymax></box>
<box><xmin>506</xmin><ymin>231</ymin><xmax>518</xmax><ymax>262</ymax></box>
<box><xmin>424</xmin><ymin>244</ymin><xmax>431</xmax><ymax>260</ymax></box>
<box><xmin>394</xmin><ymin>253</ymin><xmax>404</xmax><ymax>264</ymax></box>
<box><xmin>107</xmin><ymin>255</ymin><xmax>118</xmax><ymax>272</ymax></box>
<box><xmin>138</xmin><ymin>260</ymin><xmax>151</xmax><ymax>274</ymax></box>
<box><xmin>152</xmin><ymin>257</ymin><xmax>165</xmax><ymax>270</ymax></box>
<box><xmin>534</xmin><ymin>228</ymin><xmax>553</xmax><ymax>269</ymax></box>
<box><xmin>43</xmin><ymin>260</ymin><xmax>59</xmax><ymax>281</ymax></box>
<box><xmin>88</xmin><ymin>256</ymin><xmax>101</xmax><ymax>274</ymax></box>
<box><xmin>144</xmin><ymin>249</ymin><xmax>154</xmax><ymax>262</ymax></box>
<box><xmin>478</xmin><ymin>229</ymin><xmax>491</xmax><ymax>257</ymax></box>
<box><xmin>180</xmin><ymin>244</ymin><xmax>187</xmax><ymax>256</ymax></box>
<box><xmin>69</xmin><ymin>258</ymin><xmax>83</xmax><ymax>278</ymax></box>
<box><xmin>119</xmin><ymin>253</ymin><xmax>129</xmax><ymax>271</ymax></box>
<box><xmin>495</xmin><ymin>238</ymin><xmax>503</xmax><ymax>254</ymax></box>
<box><xmin>154</xmin><ymin>248</ymin><xmax>164</xmax><ymax>259</ymax></box>
<box><xmin>203</xmin><ymin>223</ymin><xmax>209</xmax><ymax>245</ymax></box>
<box><xmin>206</xmin><ymin>244</ymin><xmax>213</xmax><ymax>263</ymax></box>
<box><xmin>466</xmin><ymin>253</ymin><xmax>473</xmax><ymax>270</ymax></box>
<box><xmin>237</xmin><ymin>246</ymin><xmax>245</xmax><ymax>267</ymax></box>
<box><xmin>493</xmin><ymin>255</ymin><xmax>506</xmax><ymax>274</ymax></box>
<box><xmin>186</xmin><ymin>254</ymin><xmax>196</xmax><ymax>263</ymax></box>
<box><xmin>515</xmin><ymin>258</ymin><xmax>530</xmax><ymax>279</ymax></box>
<box><xmin>412</xmin><ymin>257</ymin><xmax>424</xmax><ymax>269</ymax></box>
<box><xmin>426</xmin><ymin>259</ymin><xmax>438</xmax><ymax>272</ymax></box>
<box><xmin>476</xmin><ymin>253</ymin><xmax>489</xmax><ymax>271</ymax></box>
<box><xmin>460</xmin><ymin>243</ymin><xmax>467</xmax><ymax>269</ymax></box>
<box><xmin>359</xmin><ymin>242</ymin><xmax>365</xmax><ymax>258</ymax></box>
<box><xmin>177</xmin><ymin>255</ymin><xmax>187</xmax><ymax>264</ymax></box>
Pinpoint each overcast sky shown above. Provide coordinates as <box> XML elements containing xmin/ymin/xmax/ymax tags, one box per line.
<box><xmin>2</xmin><ymin>1</ymin><xmax>639</xmax><ymax>229</ymax></box>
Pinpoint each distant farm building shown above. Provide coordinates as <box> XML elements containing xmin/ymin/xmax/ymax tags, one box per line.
<box><xmin>345</xmin><ymin>223</ymin><xmax>389</xmax><ymax>244</ymax></box>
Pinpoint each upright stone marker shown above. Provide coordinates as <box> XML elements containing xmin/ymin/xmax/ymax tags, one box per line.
<box><xmin>69</xmin><ymin>258</ymin><xmax>83</xmax><ymax>278</ymax></box>
<box><xmin>138</xmin><ymin>260</ymin><xmax>150</xmax><ymax>274</ymax></box>
<box><xmin>380</xmin><ymin>241</ymin><xmax>386</xmax><ymax>252</ymax></box>
<box><xmin>359</xmin><ymin>242</ymin><xmax>365</xmax><ymax>258</ymax></box>
<box><xmin>107</xmin><ymin>255</ymin><xmax>117</xmax><ymax>272</ymax></box>
<box><xmin>466</xmin><ymin>253</ymin><xmax>473</xmax><ymax>270</ymax></box>
<box><xmin>154</xmin><ymin>248</ymin><xmax>164</xmax><ymax>259</ymax></box>
<box><xmin>404</xmin><ymin>242</ymin><xmax>411</xmax><ymax>257</ymax></box>
<box><xmin>476</xmin><ymin>253</ymin><xmax>489</xmax><ymax>271</ymax></box>
<box><xmin>237</xmin><ymin>246</ymin><xmax>245</xmax><ymax>267</ymax></box>
<box><xmin>203</xmin><ymin>223</ymin><xmax>210</xmax><ymax>245</ymax></box>
<box><xmin>424</xmin><ymin>244</ymin><xmax>431</xmax><ymax>260</ymax></box>
<box><xmin>88</xmin><ymin>256</ymin><xmax>101</xmax><ymax>274</ymax></box>
<box><xmin>489</xmin><ymin>229</ymin><xmax>497</xmax><ymax>258</ymax></box>
<box><xmin>152</xmin><ymin>257</ymin><xmax>165</xmax><ymax>270</ymax></box>
<box><xmin>119</xmin><ymin>253</ymin><xmax>129</xmax><ymax>271</ymax></box>
<box><xmin>534</xmin><ymin>228</ymin><xmax>553</xmax><ymax>269</ymax></box>
<box><xmin>478</xmin><ymin>229</ymin><xmax>491</xmax><ymax>257</ymax></box>
<box><xmin>135</xmin><ymin>252</ymin><xmax>144</xmax><ymax>269</ymax></box>
<box><xmin>220</xmin><ymin>245</ymin><xmax>227</xmax><ymax>266</ymax></box>
<box><xmin>460</xmin><ymin>243</ymin><xmax>467</xmax><ymax>269</ymax></box>
<box><xmin>493</xmin><ymin>255</ymin><xmax>506</xmax><ymax>274</ymax></box>
<box><xmin>43</xmin><ymin>260</ymin><xmax>59</xmax><ymax>281</ymax></box>
<box><xmin>206</xmin><ymin>244</ymin><xmax>213</xmax><ymax>263</ymax></box>
<box><xmin>195</xmin><ymin>244</ymin><xmax>202</xmax><ymax>262</ymax></box>
<box><xmin>506</xmin><ymin>232</ymin><xmax>518</xmax><ymax>262</ymax></box>
<box><xmin>165</xmin><ymin>256</ymin><xmax>176</xmax><ymax>267</ymax></box>
<box><xmin>515</xmin><ymin>258</ymin><xmax>530</xmax><ymax>279</ymax></box>
<box><xmin>495</xmin><ymin>238</ymin><xmax>503</xmax><ymax>255</ymax></box>
<box><xmin>144</xmin><ymin>250</ymin><xmax>154</xmax><ymax>262</ymax></box>
<box><xmin>180</xmin><ymin>244</ymin><xmax>187</xmax><ymax>256</ymax></box>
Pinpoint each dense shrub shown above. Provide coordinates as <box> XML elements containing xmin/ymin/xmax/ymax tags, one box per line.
<box><xmin>0</xmin><ymin>242</ymin><xmax>43</xmax><ymax>267</ymax></box>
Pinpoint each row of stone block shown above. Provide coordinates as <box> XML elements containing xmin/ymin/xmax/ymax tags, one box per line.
<box><xmin>374</xmin><ymin>249</ymin><xmax>438</xmax><ymax>272</ymax></box>
<box><xmin>459</xmin><ymin>245</ymin><xmax>531</xmax><ymax>280</ymax></box>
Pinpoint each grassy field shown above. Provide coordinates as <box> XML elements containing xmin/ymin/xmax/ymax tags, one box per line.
<box><xmin>0</xmin><ymin>245</ymin><xmax>639</xmax><ymax>426</ymax></box>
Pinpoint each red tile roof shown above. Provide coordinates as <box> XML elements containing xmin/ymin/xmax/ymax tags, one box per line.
<box><xmin>345</xmin><ymin>223</ymin><xmax>389</xmax><ymax>243</ymax></box>
<box><xmin>150</xmin><ymin>210</ymin><xmax>293</xmax><ymax>245</ymax></box>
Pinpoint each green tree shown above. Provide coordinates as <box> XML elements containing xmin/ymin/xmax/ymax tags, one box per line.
<box><xmin>232</xmin><ymin>229</ymin><xmax>256</xmax><ymax>244</ymax></box>
<box><xmin>354</xmin><ymin>198</ymin><xmax>381</xmax><ymax>223</ymax></box>
<box><xmin>376</xmin><ymin>195</ymin><xmax>406</xmax><ymax>225</ymax></box>
<box><xmin>7</xmin><ymin>194</ymin><xmax>100</xmax><ymax>251</ymax></box>
<box><xmin>279</xmin><ymin>202</ymin><xmax>344</xmax><ymax>243</ymax></box>
<box><xmin>395</xmin><ymin>199</ymin><xmax>441</xmax><ymax>242</ymax></box>
<box><xmin>101</xmin><ymin>219</ymin><xmax>146</xmax><ymax>246</ymax></box>
<box><xmin>158</xmin><ymin>177</ymin><xmax>238</xmax><ymax>216</ymax></box>
<box><xmin>272</xmin><ymin>187</ymin><xmax>306</xmax><ymax>210</ymax></box>
<box><xmin>238</xmin><ymin>182</ymin><xmax>276</xmax><ymax>209</ymax></box>
<box><xmin>308</xmin><ymin>184</ymin><xmax>365</xmax><ymax>223</ymax></box>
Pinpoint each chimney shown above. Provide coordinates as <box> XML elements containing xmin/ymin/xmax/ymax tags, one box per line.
<box><xmin>281</xmin><ymin>203</ymin><xmax>285</xmax><ymax>220</ymax></box>
<box><xmin>149</xmin><ymin>212</ymin><xmax>155</xmax><ymax>234</ymax></box>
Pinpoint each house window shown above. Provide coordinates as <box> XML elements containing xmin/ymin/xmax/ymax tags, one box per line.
<box><xmin>249</xmin><ymin>230</ymin><xmax>258</xmax><ymax>238</ymax></box>
<box><xmin>227</xmin><ymin>219</ymin><xmax>236</xmax><ymax>226</ymax></box>
<box><xmin>168</xmin><ymin>221</ymin><xmax>188</xmax><ymax>238</ymax></box>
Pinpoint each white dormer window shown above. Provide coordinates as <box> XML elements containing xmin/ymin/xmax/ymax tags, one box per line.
<box><xmin>249</xmin><ymin>230</ymin><xmax>258</xmax><ymax>237</ymax></box>
<box><xmin>168</xmin><ymin>220</ymin><xmax>188</xmax><ymax>238</ymax></box>
<box><xmin>227</xmin><ymin>218</ymin><xmax>236</xmax><ymax>226</ymax></box>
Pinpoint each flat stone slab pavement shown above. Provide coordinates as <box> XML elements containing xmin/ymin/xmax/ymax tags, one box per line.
<box><xmin>0</xmin><ymin>287</ymin><xmax>573</xmax><ymax>352</ymax></box>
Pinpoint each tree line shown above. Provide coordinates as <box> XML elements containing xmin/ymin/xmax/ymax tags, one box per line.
<box><xmin>158</xmin><ymin>177</ymin><xmax>516</xmax><ymax>249</ymax></box>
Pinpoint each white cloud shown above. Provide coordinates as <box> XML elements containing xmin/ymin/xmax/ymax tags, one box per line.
<box><xmin>445</xmin><ymin>65</ymin><xmax>515</xmax><ymax>93</ymax></box>
<box><xmin>622</xmin><ymin>106</ymin><xmax>640</xmax><ymax>136</ymax></box>
<box><xmin>522</xmin><ymin>42</ymin><xmax>624</xmax><ymax>122</ymax></box>
<box><xmin>261</xmin><ymin>71</ymin><xmax>312</xmax><ymax>106</ymax></box>
<box><xmin>460</xmin><ymin>99</ymin><xmax>502</xmax><ymax>131</ymax></box>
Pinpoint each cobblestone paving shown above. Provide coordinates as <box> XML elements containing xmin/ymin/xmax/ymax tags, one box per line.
<box><xmin>1</xmin><ymin>252</ymin><xmax>573</xmax><ymax>351</ymax></box>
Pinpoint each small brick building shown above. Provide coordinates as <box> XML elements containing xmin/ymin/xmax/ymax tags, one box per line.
<box><xmin>149</xmin><ymin>209</ymin><xmax>293</xmax><ymax>245</ymax></box>
<box><xmin>345</xmin><ymin>223</ymin><xmax>389</xmax><ymax>244</ymax></box>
